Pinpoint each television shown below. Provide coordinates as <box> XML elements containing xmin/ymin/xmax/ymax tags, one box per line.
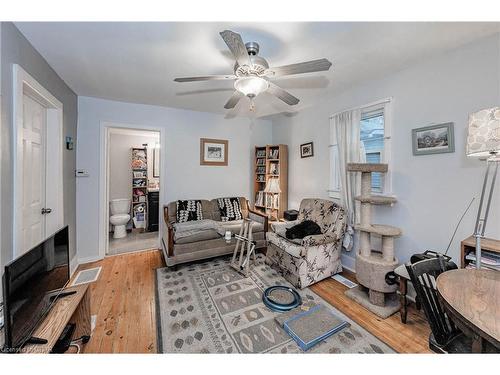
<box><xmin>2</xmin><ymin>226</ymin><xmax>70</xmax><ymax>351</ymax></box>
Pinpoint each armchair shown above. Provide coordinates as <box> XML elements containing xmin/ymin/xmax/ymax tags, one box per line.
<box><xmin>266</xmin><ymin>198</ymin><xmax>347</xmax><ymax>289</ymax></box>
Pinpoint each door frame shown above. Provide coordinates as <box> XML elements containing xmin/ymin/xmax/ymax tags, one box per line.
<box><xmin>98</xmin><ymin>122</ymin><xmax>165</xmax><ymax>259</ymax></box>
<box><xmin>12</xmin><ymin>64</ymin><xmax>64</xmax><ymax>258</ymax></box>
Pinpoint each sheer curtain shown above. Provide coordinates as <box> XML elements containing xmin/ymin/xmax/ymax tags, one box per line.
<box><xmin>330</xmin><ymin>109</ymin><xmax>364</xmax><ymax>251</ymax></box>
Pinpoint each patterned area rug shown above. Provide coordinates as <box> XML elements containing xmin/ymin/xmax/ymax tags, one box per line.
<box><xmin>155</xmin><ymin>254</ymin><xmax>395</xmax><ymax>353</ymax></box>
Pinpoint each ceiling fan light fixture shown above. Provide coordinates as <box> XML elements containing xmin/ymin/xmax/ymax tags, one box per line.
<box><xmin>234</xmin><ymin>77</ymin><xmax>269</xmax><ymax>98</ymax></box>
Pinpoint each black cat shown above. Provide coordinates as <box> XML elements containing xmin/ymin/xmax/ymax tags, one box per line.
<box><xmin>285</xmin><ymin>220</ymin><xmax>322</xmax><ymax>240</ymax></box>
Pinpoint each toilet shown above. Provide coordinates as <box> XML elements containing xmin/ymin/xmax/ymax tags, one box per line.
<box><xmin>110</xmin><ymin>199</ymin><xmax>131</xmax><ymax>239</ymax></box>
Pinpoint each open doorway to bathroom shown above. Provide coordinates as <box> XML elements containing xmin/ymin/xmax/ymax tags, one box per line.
<box><xmin>106</xmin><ymin>127</ymin><xmax>161</xmax><ymax>256</ymax></box>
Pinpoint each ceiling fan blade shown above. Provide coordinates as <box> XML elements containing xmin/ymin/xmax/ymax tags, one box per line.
<box><xmin>174</xmin><ymin>75</ymin><xmax>235</xmax><ymax>82</ymax></box>
<box><xmin>267</xmin><ymin>82</ymin><xmax>300</xmax><ymax>106</ymax></box>
<box><xmin>224</xmin><ymin>91</ymin><xmax>244</xmax><ymax>109</ymax></box>
<box><xmin>265</xmin><ymin>58</ymin><xmax>332</xmax><ymax>77</ymax></box>
<box><xmin>219</xmin><ymin>30</ymin><xmax>251</xmax><ymax>67</ymax></box>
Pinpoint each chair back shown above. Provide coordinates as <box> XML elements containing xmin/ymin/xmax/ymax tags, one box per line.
<box><xmin>405</xmin><ymin>257</ymin><xmax>458</xmax><ymax>345</ymax></box>
<box><xmin>298</xmin><ymin>198</ymin><xmax>346</xmax><ymax>234</ymax></box>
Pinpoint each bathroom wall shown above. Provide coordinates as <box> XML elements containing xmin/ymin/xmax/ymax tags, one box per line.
<box><xmin>109</xmin><ymin>130</ymin><xmax>160</xmax><ymax>202</ymax></box>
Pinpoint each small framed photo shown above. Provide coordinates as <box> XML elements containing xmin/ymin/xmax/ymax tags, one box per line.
<box><xmin>200</xmin><ymin>138</ymin><xmax>228</xmax><ymax>166</ymax></box>
<box><xmin>300</xmin><ymin>142</ymin><xmax>314</xmax><ymax>158</ymax></box>
<box><xmin>412</xmin><ymin>123</ymin><xmax>455</xmax><ymax>156</ymax></box>
<box><xmin>133</xmin><ymin>171</ymin><xmax>145</xmax><ymax>178</ymax></box>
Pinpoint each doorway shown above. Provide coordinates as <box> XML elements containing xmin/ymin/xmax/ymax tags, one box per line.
<box><xmin>13</xmin><ymin>65</ymin><xmax>64</xmax><ymax>257</ymax></box>
<box><xmin>105</xmin><ymin>127</ymin><xmax>161</xmax><ymax>256</ymax></box>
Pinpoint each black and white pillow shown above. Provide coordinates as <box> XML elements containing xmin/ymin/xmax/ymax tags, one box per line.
<box><xmin>217</xmin><ymin>197</ymin><xmax>242</xmax><ymax>222</ymax></box>
<box><xmin>176</xmin><ymin>200</ymin><xmax>203</xmax><ymax>223</ymax></box>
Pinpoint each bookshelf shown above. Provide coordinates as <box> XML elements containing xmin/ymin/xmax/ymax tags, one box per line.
<box><xmin>253</xmin><ymin>144</ymin><xmax>288</xmax><ymax>220</ymax></box>
<box><xmin>461</xmin><ymin>235</ymin><xmax>500</xmax><ymax>271</ymax></box>
<box><xmin>131</xmin><ymin>147</ymin><xmax>148</xmax><ymax>231</ymax></box>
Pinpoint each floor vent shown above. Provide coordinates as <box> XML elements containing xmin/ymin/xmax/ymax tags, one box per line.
<box><xmin>332</xmin><ymin>274</ymin><xmax>358</xmax><ymax>288</ymax></box>
<box><xmin>71</xmin><ymin>267</ymin><xmax>102</xmax><ymax>286</ymax></box>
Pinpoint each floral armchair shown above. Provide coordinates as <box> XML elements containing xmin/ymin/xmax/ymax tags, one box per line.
<box><xmin>266</xmin><ymin>198</ymin><xmax>347</xmax><ymax>289</ymax></box>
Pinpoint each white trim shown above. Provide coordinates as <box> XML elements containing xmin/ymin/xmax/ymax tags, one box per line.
<box><xmin>69</xmin><ymin>255</ymin><xmax>79</xmax><ymax>277</ymax></box>
<box><xmin>77</xmin><ymin>254</ymin><xmax>103</xmax><ymax>266</ymax></box>
<box><xmin>12</xmin><ymin>64</ymin><xmax>64</xmax><ymax>258</ymax></box>
<box><xmin>341</xmin><ymin>253</ymin><xmax>356</xmax><ymax>273</ymax></box>
<box><xmin>98</xmin><ymin>121</ymin><xmax>165</xmax><ymax>260</ymax></box>
<box><xmin>329</xmin><ymin>97</ymin><xmax>393</xmax><ymax>119</ymax></box>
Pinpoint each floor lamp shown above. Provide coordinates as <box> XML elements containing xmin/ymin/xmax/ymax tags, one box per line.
<box><xmin>466</xmin><ymin>107</ymin><xmax>500</xmax><ymax>269</ymax></box>
<box><xmin>264</xmin><ymin>177</ymin><xmax>281</xmax><ymax>221</ymax></box>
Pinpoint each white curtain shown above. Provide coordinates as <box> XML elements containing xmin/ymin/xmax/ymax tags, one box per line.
<box><xmin>330</xmin><ymin>109</ymin><xmax>364</xmax><ymax>251</ymax></box>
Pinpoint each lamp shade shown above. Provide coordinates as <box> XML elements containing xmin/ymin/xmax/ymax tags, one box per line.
<box><xmin>234</xmin><ymin>77</ymin><xmax>269</xmax><ymax>98</ymax></box>
<box><xmin>466</xmin><ymin>106</ymin><xmax>500</xmax><ymax>157</ymax></box>
<box><xmin>264</xmin><ymin>177</ymin><xmax>281</xmax><ymax>194</ymax></box>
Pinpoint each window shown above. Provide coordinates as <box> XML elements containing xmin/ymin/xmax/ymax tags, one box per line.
<box><xmin>360</xmin><ymin>110</ymin><xmax>385</xmax><ymax>193</ymax></box>
<box><xmin>329</xmin><ymin>99</ymin><xmax>392</xmax><ymax>199</ymax></box>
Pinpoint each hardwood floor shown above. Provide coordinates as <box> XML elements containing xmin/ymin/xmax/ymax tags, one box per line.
<box><xmin>76</xmin><ymin>249</ymin><xmax>431</xmax><ymax>353</ymax></box>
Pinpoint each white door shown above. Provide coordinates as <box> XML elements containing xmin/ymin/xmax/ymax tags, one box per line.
<box><xmin>21</xmin><ymin>94</ymin><xmax>47</xmax><ymax>253</ymax></box>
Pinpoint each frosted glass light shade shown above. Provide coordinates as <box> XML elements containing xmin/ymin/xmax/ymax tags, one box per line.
<box><xmin>234</xmin><ymin>77</ymin><xmax>269</xmax><ymax>97</ymax></box>
<box><xmin>264</xmin><ymin>178</ymin><xmax>281</xmax><ymax>194</ymax></box>
<box><xmin>466</xmin><ymin>107</ymin><xmax>500</xmax><ymax>157</ymax></box>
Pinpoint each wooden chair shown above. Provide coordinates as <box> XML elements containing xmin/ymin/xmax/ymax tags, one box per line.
<box><xmin>405</xmin><ymin>257</ymin><xmax>472</xmax><ymax>353</ymax></box>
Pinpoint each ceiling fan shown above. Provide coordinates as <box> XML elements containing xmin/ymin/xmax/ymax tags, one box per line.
<box><xmin>174</xmin><ymin>30</ymin><xmax>332</xmax><ymax>111</ymax></box>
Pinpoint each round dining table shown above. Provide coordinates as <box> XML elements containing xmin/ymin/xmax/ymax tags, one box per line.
<box><xmin>436</xmin><ymin>269</ymin><xmax>500</xmax><ymax>353</ymax></box>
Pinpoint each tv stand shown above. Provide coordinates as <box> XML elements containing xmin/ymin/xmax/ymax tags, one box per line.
<box><xmin>22</xmin><ymin>284</ymin><xmax>91</xmax><ymax>354</ymax></box>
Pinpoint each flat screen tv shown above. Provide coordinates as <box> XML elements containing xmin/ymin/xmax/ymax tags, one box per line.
<box><xmin>2</xmin><ymin>226</ymin><xmax>70</xmax><ymax>351</ymax></box>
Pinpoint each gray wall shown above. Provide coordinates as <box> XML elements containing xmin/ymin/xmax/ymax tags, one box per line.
<box><xmin>109</xmin><ymin>132</ymin><xmax>160</xmax><ymax>202</ymax></box>
<box><xmin>0</xmin><ymin>22</ymin><xmax>78</xmax><ymax>281</ymax></box>
<box><xmin>271</xmin><ymin>33</ymin><xmax>500</xmax><ymax>269</ymax></box>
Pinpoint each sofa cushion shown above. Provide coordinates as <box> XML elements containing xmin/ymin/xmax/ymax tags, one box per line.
<box><xmin>216</xmin><ymin>220</ymin><xmax>264</xmax><ymax>236</ymax></box>
<box><xmin>176</xmin><ymin>200</ymin><xmax>203</xmax><ymax>223</ymax></box>
<box><xmin>216</xmin><ymin>197</ymin><xmax>243</xmax><ymax>222</ymax></box>
<box><xmin>175</xmin><ymin>229</ymin><xmax>220</xmax><ymax>244</ymax></box>
<box><xmin>267</xmin><ymin>232</ymin><xmax>304</xmax><ymax>258</ymax></box>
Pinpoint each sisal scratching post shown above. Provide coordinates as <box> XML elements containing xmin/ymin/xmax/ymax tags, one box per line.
<box><xmin>345</xmin><ymin>163</ymin><xmax>402</xmax><ymax>318</ymax></box>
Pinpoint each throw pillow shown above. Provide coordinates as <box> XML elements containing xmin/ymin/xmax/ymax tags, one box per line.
<box><xmin>285</xmin><ymin>220</ymin><xmax>322</xmax><ymax>240</ymax></box>
<box><xmin>176</xmin><ymin>200</ymin><xmax>203</xmax><ymax>223</ymax></box>
<box><xmin>217</xmin><ymin>197</ymin><xmax>243</xmax><ymax>222</ymax></box>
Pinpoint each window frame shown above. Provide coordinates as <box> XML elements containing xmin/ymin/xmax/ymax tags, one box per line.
<box><xmin>328</xmin><ymin>99</ymin><xmax>393</xmax><ymax>199</ymax></box>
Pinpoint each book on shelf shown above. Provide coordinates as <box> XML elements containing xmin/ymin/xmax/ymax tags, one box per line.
<box><xmin>465</xmin><ymin>251</ymin><xmax>500</xmax><ymax>266</ymax></box>
<box><xmin>256</xmin><ymin>149</ymin><xmax>266</xmax><ymax>158</ymax></box>
<box><xmin>255</xmin><ymin>191</ymin><xmax>265</xmax><ymax>207</ymax></box>
<box><xmin>269</xmin><ymin>149</ymin><xmax>279</xmax><ymax>159</ymax></box>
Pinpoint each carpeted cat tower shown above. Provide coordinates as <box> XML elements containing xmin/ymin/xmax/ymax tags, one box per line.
<box><xmin>345</xmin><ymin>163</ymin><xmax>401</xmax><ymax>318</ymax></box>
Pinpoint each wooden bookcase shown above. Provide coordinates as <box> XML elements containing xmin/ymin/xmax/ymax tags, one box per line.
<box><xmin>253</xmin><ymin>144</ymin><xmax>288</xmax><ymax>220</ymax></box>
<box><xmin>460</xmin><ymin>235</ymin><xmax>500</xmax><ymax>270</ymax></box>
<box><xmin>131</xmin><ymin>147</ymin><xmax>148</xmax><ymax>231</ymax></box>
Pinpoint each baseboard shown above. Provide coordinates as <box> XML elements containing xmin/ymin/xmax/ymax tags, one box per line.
<box><xmin>341</xmin><ymin>253</ymin><xmax>356</xmax><ymax>273</ymax></box>
<box><xmin>77</xmin><ymin>255</ymin><xmax>104</xmax><ymax>266</ymax></box>
<box><xmin>69</xmin><ymin>256</ymin><xmax>79</xmax><ymax>276</ymax></box>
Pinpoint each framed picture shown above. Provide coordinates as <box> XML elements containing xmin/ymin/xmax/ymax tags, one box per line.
<box><xmin>412</xmin><ymin>122</ymin><xmax>455</xmax><ymax>156</ymax></box>
<box><xmin>133</xmin><ymin>171</ymin><xmax>145</xmax><ymax>178</ymax></box>
<box><xmin>200</xmin><ymin>138</ymin><xmax>228</xmax><ymax>166</ymax></box>
<box><xmin>300</xmin><ymin>142</ymin><xmax>314</xmax><ymax>158</ymax></box>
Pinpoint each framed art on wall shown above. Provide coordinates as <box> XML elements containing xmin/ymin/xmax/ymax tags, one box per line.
<box><xmin>412</xmin><ymin>122</ymin><xmax>455</xmax><ymax>156</ymax></box>
<box><xmin>200</xmin><ymin>138</ymin><xmax>228</xmax><ymax>166</ymax></box>
<box><xmin>300</xmin><ymin>142</ymin><xmax>314</xmax><ymax>158</ymax></box>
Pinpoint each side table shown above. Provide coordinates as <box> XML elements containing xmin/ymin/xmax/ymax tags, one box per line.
<box><xmin>394</xmin><ymin>264</ymin><xmax>420</xmax><ymax>324</ymax></box>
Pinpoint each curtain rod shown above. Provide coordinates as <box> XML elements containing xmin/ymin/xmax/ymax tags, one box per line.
<box><xmin>329</xmin><ymin>97</ymin><xmax>393</xmax><ymax>119</ymax></box>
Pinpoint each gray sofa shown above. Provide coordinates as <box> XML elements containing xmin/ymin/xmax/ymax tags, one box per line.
<box><xmin>161</xmin><ymin>197</ymin><xmax>268</xmax><ymax>266</ymax></box>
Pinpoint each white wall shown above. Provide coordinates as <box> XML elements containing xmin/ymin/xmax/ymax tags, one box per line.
<box><xmin>76</xmin><ymin>96</ymin><xmax>272</xmax><ymax>262</ymax></box>
<box><xmin>109</xmin><ymin>131</ymin><xmax>160</xmax><ymax>201</ymax></box>
<box><xmin>271</xmin><ymin>33</ymin><xmax>500</xmax><ymax>268</ymax></box>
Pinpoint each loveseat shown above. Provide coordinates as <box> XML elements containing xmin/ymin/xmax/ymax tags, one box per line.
<box><xmin>162</xmin><ymin>197</ymin><xmax>268</xmax><ymax>266</ymax></box>
<box><xmin>266</xmin><ymin>198</ymin><xmax>347</xmax><ymax>289</ymax></box>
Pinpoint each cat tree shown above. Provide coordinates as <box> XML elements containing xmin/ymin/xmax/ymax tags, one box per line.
<box><xmin>345</xmin><ymin>163</ymin><xmax>401</xmax><ymax>318</ymax></box>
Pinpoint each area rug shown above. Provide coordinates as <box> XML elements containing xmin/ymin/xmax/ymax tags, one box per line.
<box><xmin>155</xmin><ymin>254</ymin><xmax>395</xmax><ymax>353</ymax></box>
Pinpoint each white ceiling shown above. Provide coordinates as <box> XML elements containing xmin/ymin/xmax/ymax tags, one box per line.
<box><xmin>15</xmin><ymin>22</ymin><xmax>500</xmax><ymax>118</ymax></box>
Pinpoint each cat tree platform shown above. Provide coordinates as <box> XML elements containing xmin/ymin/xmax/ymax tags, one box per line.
<box><xmin>345</xmin><ymin>162</ymin><xmax>402</xmax><ymax>318</ymax></box>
